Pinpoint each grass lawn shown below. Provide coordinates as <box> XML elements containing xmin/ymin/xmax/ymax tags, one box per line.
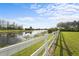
<box><xmin>54</xmin><ymin>32</ymin><xmax>79</xmax><ymax>56</ymax></box>
<box><xmin>13</xmin><ymin>33</ymin><xmax>53</xmax><ymax>56</ymax></box>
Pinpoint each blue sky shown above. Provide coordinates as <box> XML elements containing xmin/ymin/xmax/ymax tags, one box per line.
<box><xmin>0</xmin><ymin>3</ymin><xmax>79</xmax><ymax>28</ymax></box>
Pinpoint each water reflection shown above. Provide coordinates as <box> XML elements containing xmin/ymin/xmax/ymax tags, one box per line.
<box><xmin>0</xmin><ymin>31</ymin><xmax>32</xmax><ymax>47</ymax></box>
<box><xmin>0</xmin><ymin>30</ymin><xmax>46</xmax><ymax>47</ymax></box>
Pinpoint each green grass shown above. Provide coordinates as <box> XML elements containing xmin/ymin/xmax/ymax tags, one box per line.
<box><xmin>0</xmin><ymin>30</ymin><xmax>32</xmax><ymax>33</ymax></box>
<box><xmin>54</xmin><ymin>32</ymin><xmax>79</xmax><ymax>56</ymax></box>
<box><xmin>38</xmin><ymin>49</ymin><xmax>45</xmax><ymax>56</ymax></box>
<box><xmin>13</xmin><ymin>40</ymin><xmax>45</xmax><ymax>56</ymax></box>
<box><xmin>0</xmin><ymin>44</ymin><xmax>7</xmax><ymax>48</ymax></box>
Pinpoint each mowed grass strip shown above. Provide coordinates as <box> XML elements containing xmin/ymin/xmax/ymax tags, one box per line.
<box><xmin>54</xmin><ymin>32</ymin><xmax>79</xmax><ymax>56</ymax></box>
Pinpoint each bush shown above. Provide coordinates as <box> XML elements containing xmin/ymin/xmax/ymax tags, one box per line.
<box><xmin>48</xmin><ymin>28</ymin><xmax>58</xmax><ymax>33</ymax></box>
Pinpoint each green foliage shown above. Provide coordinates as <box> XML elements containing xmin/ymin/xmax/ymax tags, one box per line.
<box><xmin>0</xmin><ymin>20</ymin><xmax>23</xmax><ymax>30</ymax></box>
<box><xmin>48</xmin><ymin>28</ymin><xmax>58</xmax><ymax>33</ymax></box>
<box><xmin>57</xmin><ymin>20</ymin><xmax>79</xmax><ymax>31</ymax></box>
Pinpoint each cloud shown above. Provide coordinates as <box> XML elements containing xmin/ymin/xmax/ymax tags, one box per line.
<box><xmin>46</xmin><ymin>16</ymin><xmax>79</xmax><ymax>28</ymax></box>
<box><xmin>30</xmin><ymin>4</ymin><xmax>42</xmax><ymax>10</ymax></box>
<box><xmin>56</xmin><ymin>16</ymin><xmax>79</xmax><ymax>22</ymax></box>
<box><xmin>30</xmin><ymin>3</ymin><xmax>79</xmax><ymax>17</ymax></box>
<box><xmin>35</xmin><ymin>8</ymin><xmax>47</xmax><ymax>14</ymax></box>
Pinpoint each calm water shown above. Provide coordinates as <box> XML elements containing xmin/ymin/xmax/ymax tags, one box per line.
<box><xmin>0</xmin><ymin>30</ymin><xmax>46</xmax><ymax>47</ymax></box>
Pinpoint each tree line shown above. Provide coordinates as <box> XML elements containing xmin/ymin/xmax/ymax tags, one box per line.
<box><xmin>48</xmin><ymin>20</ymin><xmax>79</xmax><ymax>33</ymax></box>
<box><xmin>0</xmin><ymin>20</ymin><xmax>23</xmax><ymax>30</ymax></box>
<box><xmin>57</xmin><ymin>20</ymin><xmax>79</xmax><ymax>31</ymax></box>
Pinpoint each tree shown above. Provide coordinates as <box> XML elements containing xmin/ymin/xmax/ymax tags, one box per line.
<box><xmin>30</xmin><ymin>26</ymin><xmax>32</xmax><ymax>30</ymax></box>
<box><xmin>48</xmin><ymin>28</ymin><xmax>58</xmax><ymax>33</ymax></box>
<box><xmin>57</xmin><ymin>20</ymin><xmax>79</xmax><ymax>31</ymax></box>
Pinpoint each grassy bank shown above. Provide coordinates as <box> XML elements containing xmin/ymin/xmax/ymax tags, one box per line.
<box><xmin>0</xmin><ymin>30</ymin><xmax>32</xmax><ymax>33</ymax></box>
<box><xmin>54</xmin><ymin>32</ymin><xmax>79</xmax><ymax>56</ymax></box>
<box><xmin>13</xmin><ymin>40</ymin><xmax>45</xmax><ymax>56</ymax></box>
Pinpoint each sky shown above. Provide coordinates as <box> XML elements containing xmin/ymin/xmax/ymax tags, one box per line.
<box><xmin>0</xmin><ymin>3</ymin><xmax>79</xmax><ymax>28</ymax></box>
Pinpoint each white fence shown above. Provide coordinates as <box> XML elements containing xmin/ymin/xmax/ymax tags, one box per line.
<box><xmin>0</xmin><ymin>35</ymin><xmax>47</xmax><ymax>56</ymax></box>
<box><xmin>43</xmin><ymin>30</ymin><xmax>60</xmax><ymax>56</ymax></box>
<box><xmin>31</xmin><ymin>30</ymin><xmax>60</xmax><ymax>56</ymax></box>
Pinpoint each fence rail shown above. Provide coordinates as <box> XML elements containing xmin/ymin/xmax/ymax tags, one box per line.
<box><xmin>43</xmin><ymin>30</ymin><xmax>60</xmax><ymax>56</ymax></box>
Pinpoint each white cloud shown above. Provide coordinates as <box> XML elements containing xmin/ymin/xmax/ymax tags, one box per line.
<box><xmin>30</xmin><ymin>4</ymin><xmax>41</xmax><ymax>10</ymax></box>
<box><xmin>49</xmin><ymin>16</ymin><xmax>79</xmax><ymax>22</ymax></box>
<box><xmin>30</xmin><ymin>3</ymin><xmax>79</xmax><ymax>17</ymax></box>
<box><xmin>35</xmin><ymin>8</ymin><xmax>47</xmax><ymax>14</ymax></box>
<box><xmin>56</xmin><ymin>16</ymin><xmax>79</xmax><ymax>22</ymax></box>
